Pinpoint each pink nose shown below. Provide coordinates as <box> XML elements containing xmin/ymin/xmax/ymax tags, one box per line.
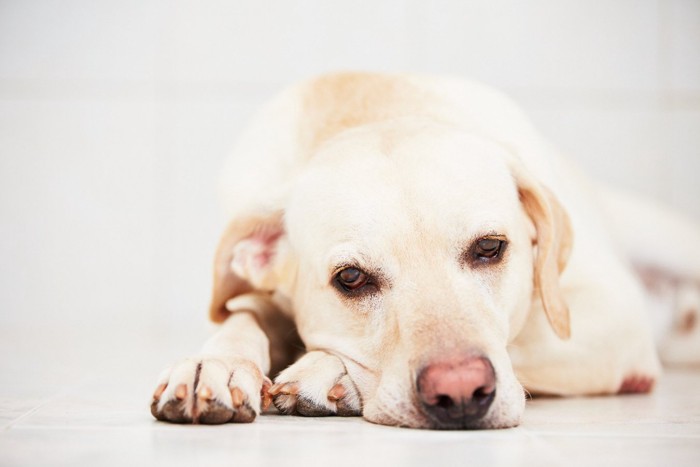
<box><xmin>416</xmin><ymin>355</ymin><xmax>496</xmax><ymax>427</ymax></box>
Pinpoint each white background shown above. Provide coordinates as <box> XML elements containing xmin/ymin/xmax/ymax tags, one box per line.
<box><xmin>1</xmin><ymin>0</ymin><xmax>698</xmax><ymax>337</ymax></box>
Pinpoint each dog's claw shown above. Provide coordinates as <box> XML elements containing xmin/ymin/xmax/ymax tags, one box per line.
<box><xmin>230</xmin><ymin>387</ymin><xmax>245</xmax><ymax>407</ymax></box>
<box><xmin>197</xmin><ymin>385</ymin><xmax>213</xmax><ymax>401</ymax></box>
<box><xmin>261</xmin><ymin>377</ymin><xmax>273</xmax><ymax>410</ymax></box>
<box><xmin>269</xmin><ymin>382</ymin><xmax>298</xmax><ymax>396</ymax></box>
<box><xmin>328</xmin><ymin>383</ymin><xmax>345</xmax><ymax>401</ymax></box>
<box><xmin>174</xmin><ymin>384</ymin><xmax>188</xmax><ymax>400</ymax></box>
<box><xmin>153</xmin><ymin>383</ymin><xmax>167</xmax><ymax>401</ymax></box>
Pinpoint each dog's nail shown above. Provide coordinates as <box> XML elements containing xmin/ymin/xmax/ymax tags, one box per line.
<box><xmin>153</xmin><ymin>383</ymin><xmax>167</xmax><ymax>401</ymax></box>
<box><xmin>230</xmin><ymin>387</ymin><xmax>245</xmax><ymax>407</ymax></box>
<box><xmin>261</xmin><ymin>378</ymin><xmax>273</xmax><ymax>410</ymax></box>
<box><xmin>328</xmin><ymin>383</ymin><xmax>345</xmax><ymax>401</ymax></box>
<box><xmin>197</xmin><ymin>386</ymin><xmax>213</xmax><ymax>401</ymax></box>
<box><xmin>175</xmin><ymin>384</ymin><xmax>188</xmax><ymax>400</ymax></box>
<box><xmin>269</xmin><ymin>383</ymin><xmax>298</xmax><ymax>396</ymax></box>
<box><xmin>261</xmin><ymin>392</ymin><xmax>272</xmax><ymax>410</ymax></box>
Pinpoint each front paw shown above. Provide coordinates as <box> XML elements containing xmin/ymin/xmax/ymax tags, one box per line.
<box><xmin>151</xmin><ymin>357</ymin><xmax>271</xmax><ymax>424</ymax></box>
<box><xmin>269</xmin><ymin>351</ymin><xmax>362</xmax><ymax>417</ymax></box>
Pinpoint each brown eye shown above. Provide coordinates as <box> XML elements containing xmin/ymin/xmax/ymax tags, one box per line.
<box><xmin>336</xmin><ymin>267</ymin><xmax>369</xmax><ymax>291</ymax></box>
<box><xmin>476</xmin><ymin>238</ymin><xmax>502</xmax><ymax>257</ymax></box>
<box><xmin>471</xmin><ymin>237</ymin><xmax>507</xmax><ymax>263</ymax></box>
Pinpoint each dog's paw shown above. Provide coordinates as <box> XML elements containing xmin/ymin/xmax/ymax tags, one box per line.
<box><xmin>150</xmin><ymin>357</ymin><xmax>272</xmax><ymax>424</ymax></box>
<box><xmin>269</xmin><ymin>351</ymin><xmax>362</xmax><ymax>417</ymax></box>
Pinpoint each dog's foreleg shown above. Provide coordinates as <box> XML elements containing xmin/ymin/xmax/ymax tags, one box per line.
<box><xmin>151</xmin><ymin>293</ymin><xmax>293</xmax><ymax>424</ymax></box>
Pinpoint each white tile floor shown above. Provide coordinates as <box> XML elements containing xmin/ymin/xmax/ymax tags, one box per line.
<box><xmin>1</xmin><ymin>323</ymin><xmax>699</xmax><ymax>467</ymax></box>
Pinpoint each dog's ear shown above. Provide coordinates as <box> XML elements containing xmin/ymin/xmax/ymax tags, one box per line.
<box><xmin>209</xmin><ymin>211</ymin><xmax>287</xmax><ymax>323</ymax></box>
<box><xmin>511</xmin><ymin>162</ymin><xmax>574</xmax><ymax>340</ymax></box>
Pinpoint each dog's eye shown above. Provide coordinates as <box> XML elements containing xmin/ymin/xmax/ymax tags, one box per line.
<box><xmin>475</xmin><ymin>238</ymin><xmax>502</xmax><ymax>258</ymax></box>
<box><xmin>469</xmin><ymin>236</ymin><xmax>507</xmax><ymax>264</ymax></box>
<box><xmin>335</xmin><ymin>267</ymin><xmax>369</xmax><ymax>291</ymax></box>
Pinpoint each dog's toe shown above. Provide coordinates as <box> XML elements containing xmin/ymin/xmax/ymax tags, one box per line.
<box><xmin>329</xmin><ymin>375</ymin><xmax>362</xmax><ymax>416</ymax></box>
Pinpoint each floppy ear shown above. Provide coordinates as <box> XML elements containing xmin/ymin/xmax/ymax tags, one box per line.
<box><xmin>209</xmin><ymin>211</ymin><xmax>286</xmax><ymax>323</ymax></box>
<box><xmin>511</xmin><ymin>163</ymin><xmax>574</xmax><ymax>340</ymax></box>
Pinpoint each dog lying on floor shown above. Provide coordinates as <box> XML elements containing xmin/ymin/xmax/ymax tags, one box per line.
<box><xmin>151</xmin><ymin>72</ymin><xmax>700</xmax><ymax>429</ymax></box>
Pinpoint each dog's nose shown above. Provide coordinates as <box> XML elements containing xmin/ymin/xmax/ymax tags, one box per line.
<box><xmin>416</xmin><ymin>356</ymin><xmax>496</xmax><ymax>426</ymax></box>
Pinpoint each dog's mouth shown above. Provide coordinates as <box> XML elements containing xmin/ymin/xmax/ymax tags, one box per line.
<box><xmin>365</xmin><ymin>397</ymin><xmax>502</xmax><ymax>430</ymax></box>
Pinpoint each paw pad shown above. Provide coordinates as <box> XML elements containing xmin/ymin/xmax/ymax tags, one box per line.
<box><xmin>618</xmin><ymin>375</ymin><xmax>655</xmax><ymax>394</ymax></box>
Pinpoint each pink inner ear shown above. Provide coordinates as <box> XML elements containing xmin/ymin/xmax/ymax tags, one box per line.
<box><xmin>231</xmin><ymin>227</ymin><xmax>283</xmax><ymax>283</ymax></box>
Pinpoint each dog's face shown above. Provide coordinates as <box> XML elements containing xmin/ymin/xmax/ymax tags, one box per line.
<box><xmin>276</xmin><ymin>122</ymin><xmax>571</xmax><ymax>429</ymax></box>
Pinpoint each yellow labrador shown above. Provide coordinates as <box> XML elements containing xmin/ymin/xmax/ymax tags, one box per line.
<box><xmin>151</xmin><ymin>72</ymin><xmax>700</xmax><ymax>429</ymax></box>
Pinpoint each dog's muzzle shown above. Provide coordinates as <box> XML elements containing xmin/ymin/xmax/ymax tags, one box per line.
<box><xmin>416</xmin><ymin>355</ymin><xmax>496</xmax><ymax>429</ymax></box>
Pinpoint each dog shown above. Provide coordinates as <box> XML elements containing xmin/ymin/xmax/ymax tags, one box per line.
<box><xmin>151</xmin><ymin>72</ymin><xmax>700</xmax><ymax>429</ymax></box>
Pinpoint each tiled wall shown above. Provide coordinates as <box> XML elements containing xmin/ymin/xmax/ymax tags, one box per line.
<box><xmin>1</xmin><ymin>0</ymin><xmax>698</xmax><ymax>328</ymax></box>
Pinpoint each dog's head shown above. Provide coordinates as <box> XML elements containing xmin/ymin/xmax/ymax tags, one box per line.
<box><xmin>212</xmin><ymin>121</ymin><xmax>573</xmax><ymax>429</ymax></box>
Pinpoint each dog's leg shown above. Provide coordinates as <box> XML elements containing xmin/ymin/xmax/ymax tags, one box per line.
<box><xmin>510</xmin><ymin>264</ymin><xmax>662</xmax><ymax>396</ymax></box>
<box><xmin>269</xmin><ymin>351</ymin><xmax>363</xmax><ymax>417</ymax></box>
<box><xmin>657</xmin><ymin>281</ymin><xmax>700</xmax><ymax>365</ymax></box>
<box><xmin>151</xmin><ymin>293</ymin><xmax>300</xmax><ymax>424</ymax></box>
<box><xmin>597</xmin><ymin>187</ymin><xmax>700</xmax><ymax>364</ymax></box>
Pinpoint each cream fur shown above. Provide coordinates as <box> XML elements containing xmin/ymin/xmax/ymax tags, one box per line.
<box><xmin>152</xmin><ymin>72</ymin><xmax>700</xmax><ymax>429</ymax></box>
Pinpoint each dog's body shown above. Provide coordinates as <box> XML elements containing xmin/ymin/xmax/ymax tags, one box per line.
<box><xmin>151</xmin><ymin>72</ymin><xmax>700</xmax><ymax>429</ymax></box>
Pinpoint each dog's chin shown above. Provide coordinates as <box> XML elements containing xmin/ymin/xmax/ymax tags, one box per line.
<box><xmin>362</xmin><ymin>404</ymin><xmax>522</xmax><ymax>430</ymax></box>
